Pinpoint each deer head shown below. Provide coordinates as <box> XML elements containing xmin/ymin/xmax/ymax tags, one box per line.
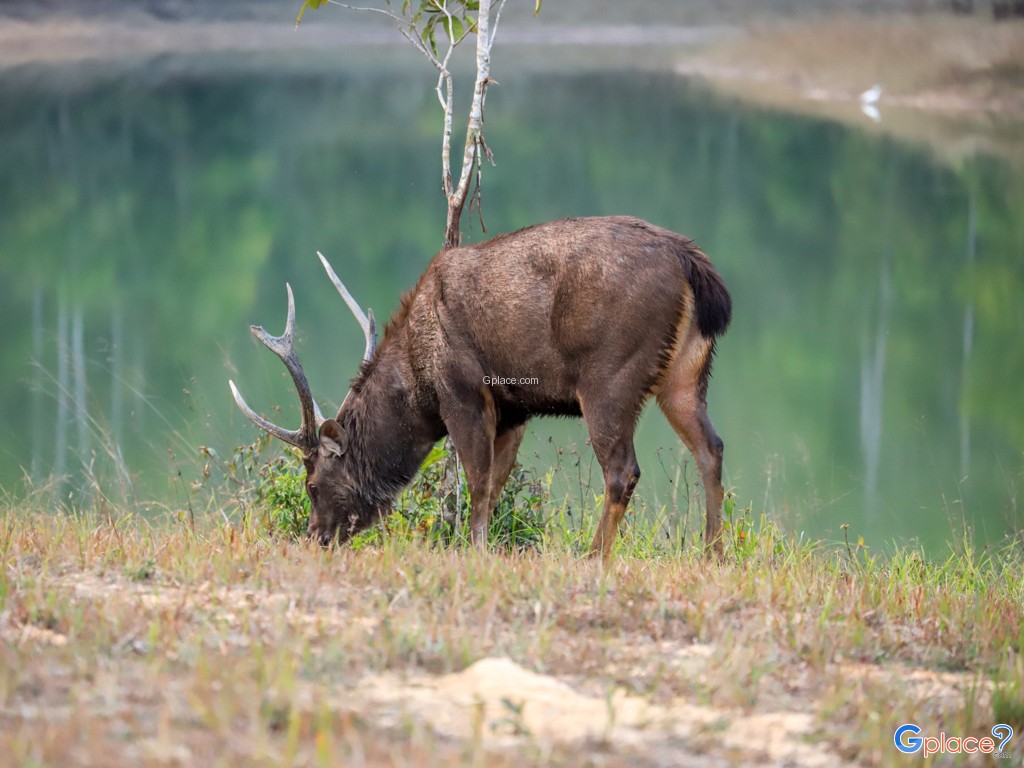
<box><xmin>229</xmin><ymin>254</ymin><xmax>377</xmax><ymax>545</ymax></box>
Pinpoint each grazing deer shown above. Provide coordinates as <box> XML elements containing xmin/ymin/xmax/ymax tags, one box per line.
<box><xmin>230</xmin><ymin>216</ymin><xmax>731</xmax><ymax>558</ymax></box>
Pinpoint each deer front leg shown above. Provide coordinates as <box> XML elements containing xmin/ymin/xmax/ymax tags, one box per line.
<box><xmin>487</xmin><ymin>424</ymin><xmax>526</xmax><ymax>513</ymax></box>
<box><xmin>440</xmin><ymin>386</ymin><xmax>498</xmax><ymax>549</ymax></box>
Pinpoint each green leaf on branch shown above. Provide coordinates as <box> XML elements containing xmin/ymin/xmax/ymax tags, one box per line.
<box><xmin>534</xmin><ymin>0</ymin><xmax>542</xmax><ymax>16</ymax></box>
<box><xmin>295</xmin><ymin>0</ymin><xmax>329</xmax><ymax>28</ymax></box>
<box><xmin>421</xmin><ymin>21</ymin><xmax>439</xmax><ymax>58</ymax></box>
<box><xmin>447</xmin><ymin>15</ymin><xmax>465</xmax><ymax>42</ymax></box>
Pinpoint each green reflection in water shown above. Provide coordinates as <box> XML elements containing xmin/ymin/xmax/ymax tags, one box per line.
<box><xmin>1</xmin><ymin>61</ymin><xmax>1021</xmax><ymax>550</ymax></box>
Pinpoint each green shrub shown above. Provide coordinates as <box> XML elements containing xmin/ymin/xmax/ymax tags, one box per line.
<box><xmin>255</xmin><ymin>451</ymin><xmax>310</xmax><ymax>540</ymax></box>
<box><xmin>381</xmin><ymin>441</ymin><xmax>549</xmax><ymax>552</ymax></box>
<box><xmin>246</xmin><ymin>440</ymin><xmax>549</xmax><ymax>550</ymax></box>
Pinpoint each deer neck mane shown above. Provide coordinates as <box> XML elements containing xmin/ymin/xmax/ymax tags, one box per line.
<box><xmin>338</xmin><ymin>333</ymin><xmax>438</xmax><ymax>507</ymax></box>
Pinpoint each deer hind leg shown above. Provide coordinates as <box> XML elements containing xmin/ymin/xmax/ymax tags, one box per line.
<box><xmin>656</xmin><ymin>335</ymin><xmax>725</xmax><ymax>558</ymax></box>
<box><xmin>579</xmin><ymin>393</ymin><xmax>642</xmax><ymax>561</ymax></box>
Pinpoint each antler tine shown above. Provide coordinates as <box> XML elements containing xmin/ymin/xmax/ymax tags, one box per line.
<box><xmin>229</xmin><ymin>379</ymin><xmax>305</xmax><ymax>448</ymax></box>
<box><xmin>318</xmin><ymin>251</ymin><xmax>377</xmax><ymax>363</ymax></box>
<box><xmin>364</xmin><ymin>310</ymin><xmax>376</xmax><ymax>364</ymax></box>
<box><xmin>229</xmin><ymin>283</ymin><xmax>324</xmax><ymax>450</ymax></box>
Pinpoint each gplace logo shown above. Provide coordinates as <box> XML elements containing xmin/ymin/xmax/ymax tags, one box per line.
<box><xmin>894</xmin><ymin>723</ymin><xmax>1014</xmax><ymax>758</ymax></box>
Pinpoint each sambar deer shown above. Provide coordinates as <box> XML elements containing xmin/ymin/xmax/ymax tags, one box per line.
<box><xmin>230</xmin><ymin>216</ymin><xmax>731</xmax><ymax>558</ymax></box>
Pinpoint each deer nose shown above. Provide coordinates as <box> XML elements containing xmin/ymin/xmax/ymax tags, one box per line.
<box><xmin>306</xmin><ymin>526</ymin><xmax>331</xmax><ymax>548</ymax></box>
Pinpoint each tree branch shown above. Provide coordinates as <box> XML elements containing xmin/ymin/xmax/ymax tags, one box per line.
<box><xmin>327</xmin><ymin>1</ymin><xmax>406</xmax><ymax>24</ymax></box>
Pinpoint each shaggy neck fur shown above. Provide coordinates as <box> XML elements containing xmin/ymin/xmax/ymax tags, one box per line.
<box><xmin>337</xmin><ymin>328</ymin><xmax>439</xmax><ymax>510</ymax></box>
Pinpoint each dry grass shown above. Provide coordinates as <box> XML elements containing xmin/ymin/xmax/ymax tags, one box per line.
<box><xmin>1</xmin><ymin>501</ymin><xmax>1022</xmax><ymax>766</ymax></box>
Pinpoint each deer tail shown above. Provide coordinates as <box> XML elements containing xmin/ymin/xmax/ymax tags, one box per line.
<box><xmin>679</xmin><ymin>243</ymin><xmax>732</xmax><ymax>339</ymax></box>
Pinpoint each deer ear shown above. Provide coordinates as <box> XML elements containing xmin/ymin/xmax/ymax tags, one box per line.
<box><xmin>318</xmin><ymin>418</ymin><xmax>349</xmax><ymax>458</ymax></box>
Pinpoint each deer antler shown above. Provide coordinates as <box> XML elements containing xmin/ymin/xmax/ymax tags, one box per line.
<box><xmin>318</xmin><ymin>251</ymin><xmax>376</xmax><ymax>363</ymax></box>
<box><xmin>231</xmin><ymin>256</ymin><xmax>376</xmax><ymax>446</ymax></box>
<box><xmin>229</xmin><ymin>283</ymin><xmax>324</xmax><ymax>451</ymax></box>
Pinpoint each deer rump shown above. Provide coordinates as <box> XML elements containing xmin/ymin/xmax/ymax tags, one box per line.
<box><xmin>231</xmin><ymin>216</ymin><xmax>732</xmax><ymax>559</ymax></box>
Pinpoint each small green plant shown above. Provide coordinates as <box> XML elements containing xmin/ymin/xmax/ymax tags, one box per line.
<box><xmin>198</xmin><ymin>437</ymin><xmax>311</xmax><ymax>540</ymax></box>
<box><xmin>993</xmin><ymin>655</ymin><xmax>1024</xmax><ymax>732</ymax></box>
<box><xmin>488</xmin><ymin>464</ymin><xmax>547</xmax><ymax>552</ymax></box>
<box><xmin>389</xmin><ymin>442</ymin><xmax>454</xmax><ymax>543</ymax></box>
<box><xmin>387</xmin><ymin>442</ymin><xmax>549</xmax><ymax>551</ymax></box>
<box><xmin>722</xmin><ymin>493</ymin><xmax>755</xmax><ymax>559</ymax></box>
<box><xmin>254</xmin><ymin>451</ymin><xmax>311</xmax><ymax>540</ymax></box>
<box><xmin>840</xmin><ymin>523</ymin><xmax>871</xmax><ymax>570</ymax></box>
<box><xmin>124</xmin><ymin>558</ymin><xmax>157</xmax><ymax>582</ymax></box>
<box><xmin>722</xmin><ymin>493</ymin><xmax>787</xmax><ymax>560</ymax></box>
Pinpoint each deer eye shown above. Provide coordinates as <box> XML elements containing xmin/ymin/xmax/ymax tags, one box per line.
<box><xmin>307</xmin><ymin>483</ymin><xmax>319</xmax><ymax>502</ymax></box>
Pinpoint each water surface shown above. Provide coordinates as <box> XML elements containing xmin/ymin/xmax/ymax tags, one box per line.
<box><xmin>1</xmin><ymin>53</ymin><xmax>1022</xmax><ymax>550</ymax></box>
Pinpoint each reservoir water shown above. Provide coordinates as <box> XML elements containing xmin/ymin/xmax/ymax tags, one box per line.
<box><xmin>1</xmin><ymin>51</ymin><xmax>1021</xmax><ymax>551</ymax></box>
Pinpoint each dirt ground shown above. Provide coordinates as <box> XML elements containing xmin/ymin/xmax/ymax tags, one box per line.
<box><xmin>4</xmin><ymin>553</ymin><xmax>1007</xmax><ymax>767</ymax></box>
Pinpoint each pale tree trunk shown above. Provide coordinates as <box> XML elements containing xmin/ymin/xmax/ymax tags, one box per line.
<box><xmin>443</xmin><ymin>0</ymin><xmax>498</xmax><ymax>249</ymax></box>
<box><xmin>330</xmin><ymin>0</ymin><xmax>505</xmax><ymax>249</ymax></box>
<box><xmin>433</xmin><ymin>0</ymin><xmax>501</xmax><ymax>527</ymax></box>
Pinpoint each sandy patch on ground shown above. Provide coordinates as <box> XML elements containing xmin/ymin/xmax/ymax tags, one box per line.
<box><xmin>356</xmin><ymin>656</ymin><xmax>842</xmax><ymax>766</ymax></box>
